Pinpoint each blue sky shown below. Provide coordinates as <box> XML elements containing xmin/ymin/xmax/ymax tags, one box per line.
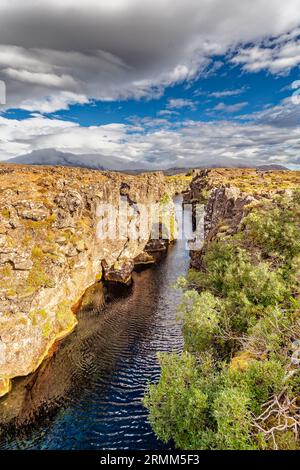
<box><xmin>0</xmin><ymin>1</ymin><xmax>300</xmax><ymax>169</ymax></box>
<box><xmin>4</xmin><ymin>61</ymin><xmax>299</xmax><ymax>127</ymax></box>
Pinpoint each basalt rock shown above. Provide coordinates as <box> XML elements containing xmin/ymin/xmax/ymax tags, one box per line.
<box><xmin>134</xmin><ymin>251</ymin><xmax>156</xmax><ymax>267</ymax></box>
<box><xmin>186</xmin><ymin>168</ymin><xmax>300</xmax><ymax>270</ymax></box>
<box><xmin>144</xmin><ymin>239</ymin><xmax>169</xmax><ymax>253</ymax></box>
<box><xmin>0</xmin><ymin>164</ymin><xmax>169</xmax><ymax>397</ymax></box>
<box><xmin>102</xmin><ymin>259</ymin><xmax>134</xmax><ymax>285</ymax></box>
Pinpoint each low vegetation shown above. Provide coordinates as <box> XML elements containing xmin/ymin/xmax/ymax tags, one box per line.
<box><xmin>144</xmin><ymin>190</ymin><xmax>300</xmax><ymax>450</ymax></box>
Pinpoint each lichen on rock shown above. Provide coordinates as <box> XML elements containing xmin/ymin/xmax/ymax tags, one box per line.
<box><xmin>0</xmin><ymin>164</ymin><xmax>173</xmax><ymax>396</ymax></box>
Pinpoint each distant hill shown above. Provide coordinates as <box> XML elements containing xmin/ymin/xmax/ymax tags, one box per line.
<box><xmin>5</xmin><ymin>148</ymin><xmax>149</xmax><ymax>173</ymax></box>
<box><xmin>256</xmin><ymin>164</ymin><xmax>289</xmax><ymax>171</ymax></box>
<box><xmin>4</xmin><ymin>148</ymin><xmax>289</xmax><ymax>173</ymax></box>
<box><xmin>163</xmin><ymin>164</ymin><xmax>289</xmax><ymax>175</ymax></box>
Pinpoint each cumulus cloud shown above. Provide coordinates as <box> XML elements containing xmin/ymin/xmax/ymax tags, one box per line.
<box><xmin>0</xmin><ymin>1</ymin><xmax>299</xmax><ymax>170</ymax></box>
<box><xmin>0</xmin><ymin>1</ymin><xmax>300</xmax><ymax>111</ymax></box>
<box><xmin>167</xmin><ymin>98</ymin><xmax>197</xmax><ymax>110</ymax></box>
<box><xmin>213</xmin><ymin>101</ymin><xmax>248</xmax><ymax>113</ymax></box>
<box><xmin>232</xmin><ymin>35</ymin><xmax>300</xmax><ymax>74</ymax></box>
<box><xmin>19</xmin><ymin>92</ymin><xmax>89</xmax><ymax>113</ymax></box>
<box><xmin>157</xmin><ymin>109</ymin><xmax>179</xmax><ymax>117</ymax></box>
<box><xmin>1</xmin><ymin>100</ymin><xmax>299</xmax><ymax>168</ymax></box>
<box><xmin>241</xmin><ymin>97</ymin><xmax>300</xmax><ymax>128</ymax></box>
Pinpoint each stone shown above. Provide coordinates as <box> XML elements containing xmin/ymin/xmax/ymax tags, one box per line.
<box><xmin>0</xmin><ymin>235</ymin><xmax>6</xmax><ymax>247</ymax></box>
<box><xmin>0</xmin><ymin>164</ymin><xmax>171</xmax><ymax>397</ymax></box>
<box><xmin>19</xmin><ymin>208</ymin><xmax>48</xmax><ymax>221</ymax></box>
<box><xmin>75</xmin><ymin>240</ymin><xmax>86</xmax><ymax>252</ymax></box>
<box><xmin>13</xmin><ymin>258</ymin><xmax>33</xmax><ymax>271</ymax></box>
<box><xmin>103</xmin><ymin>259</ymin><xmax>134</xmax><ymax>284</ymax></box>
<box><xmin>0</xmin><ymin>377</ymin><xmax>11</xmax><ymax>398</ymax></box>
<box><xmin>134</xmin><ymin>251</ymin><xmax>156</xmax><ymax>266</ymax></box>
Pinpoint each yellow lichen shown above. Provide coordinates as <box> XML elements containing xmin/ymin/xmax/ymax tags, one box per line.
<box><xmin>230</xmin><ymin>351</ymin><xmax>254</xmax><ymax>372</ymax></box>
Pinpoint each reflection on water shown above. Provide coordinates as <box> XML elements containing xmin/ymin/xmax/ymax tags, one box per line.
<box><xmin>0</xmin><ymin>199</ymin><xmax>191</xmax><ymax>450</ymax></box>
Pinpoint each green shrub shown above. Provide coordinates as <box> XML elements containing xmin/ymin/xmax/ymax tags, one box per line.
<box><xmin>213</xmin><ymin>386</ymin><xmax>255</xmax><ymax>449</ymax></box>
<box><xmin>243</xmin><ymin>198</ymin><xmax>300</xmax><ymax>260</ymax></box>
<box><xmin>145</xmin><ymin>190</ymin><xmax>300</xmax><ymax>450</ymax></box>
<box><xmin>144</xmin><ymin>352</ymin><xmax>217</xmax><ymax>450</ymax></box>
<box><xmin>179</xmin><ymin>290</ymin><xmax>220</xmax><ymax>352</ymax></box>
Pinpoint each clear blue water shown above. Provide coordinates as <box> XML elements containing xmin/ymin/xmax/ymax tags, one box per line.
<box><xmin>0</xmin><ymin>201</ymin><xmax>191</xmax><ymax>450</ymax></box>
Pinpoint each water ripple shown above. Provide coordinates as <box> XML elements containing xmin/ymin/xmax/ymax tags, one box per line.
<box><xmin>0</xmin><ymin>201</ymin><xmax>191</xmax><ymax>450</ymax></box>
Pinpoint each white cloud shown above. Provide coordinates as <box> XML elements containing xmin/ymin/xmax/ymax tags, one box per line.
<box><xmin>212</xmin><ymin>101</ymin><xmax>248</xmax><ymax>113</ymax></box>
<box><xmin>167</xmin><ymin>98</ymin><xmax>197</xmax><ymax>110</ymax></box>
<box><xmin>209</xmin><ymin>87</ymin><xmax>247</xmax><ymax>98</ymax></box>
<box><xmin>232</xmin><ymin>38</ymin><xmax>300</xmax><ymax>74</ymax></box>
<box><xmin>19</xmin><ymin>92</ymin><xmax>89</xmax><ymax>113</ymax></box>
<box><xmin>1</xmin><ymin>100</ymin><xmax>299</xmax><ymax>168</ymax></box>
<box><xmin>2</xmin><ymin>68</ymin><xmax>77</xmax><ymax>89</ymax></box>
<box><xmin>0</xmin><ymin>1</ymin><xmax>300</xmax><ymax>111</ymax></box>
<box><xmin>157</xmin><ymin>109</ymin><xmax>179</xmax><ymax>117</ymax></box>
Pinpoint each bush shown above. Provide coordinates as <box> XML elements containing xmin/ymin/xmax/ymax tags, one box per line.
<box><xmin>144</xmin><ymin>352</ymin><xmax>216</xmax><ymax>450</ymax></box>
<box><xmin>243</xmin><ymin>197</ymin><xmax>300</xmax><ymax>260</ymax></box>
<box><xmin>213</xmin><ymin>386</ymin><xmax>255</xmax><ymax>449</ymax></box>
<box><xmin>145</xmin><ymin>190</ymin><xmax>300</xmax><ymax>450</ymax></box>
<box><xmin>179</xmin><ymin>290</ymin><xmax>220</xmax><ymax>352</ymax></box>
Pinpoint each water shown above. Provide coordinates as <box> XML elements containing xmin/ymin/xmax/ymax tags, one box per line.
<box><xmin>0</xmin><ymin>199</ymin><xmax>191</xmax><ymax>450</ymax></box>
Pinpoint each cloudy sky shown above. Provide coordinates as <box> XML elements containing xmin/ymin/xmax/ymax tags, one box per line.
<box><xmin>0</xmin><ymin>0</ymin><xmax>300</xmax><ymax>169</ymax></box>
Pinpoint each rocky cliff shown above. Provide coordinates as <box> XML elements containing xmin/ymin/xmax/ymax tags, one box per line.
<box><xmin>0</xmin><ymin>164</ymin><xmax>172</xmax><ymax>397</ymax></box>
<box><xmin>184</xmin><ymin>168</ymin><xmax>300</xmax><ymax>269</ymax></box>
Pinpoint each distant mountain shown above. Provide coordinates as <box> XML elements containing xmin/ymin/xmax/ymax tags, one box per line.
<box><xmin>4</xmin><ymin>148</ymin><xmax>290</xmax><ymax>173</ymax></box>
<box><xmin>5</xmin><ymin>149</ymin><xmax>149</xmax><ymax>172</ymax></box>
<box><xmin>163</xmin><ymin>164</ymin><xmax>289</xmax><ymax>175</ymax></box>
<box><xmin>256</xmin><ymin>164</ymin><xmax>289</xmax><ymax>171</ymax></box>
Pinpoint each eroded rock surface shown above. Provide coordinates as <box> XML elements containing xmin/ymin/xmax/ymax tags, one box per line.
<box><xmin>0</xmin><ymin>164</ymin><xmax>170</xmax><ymax>396</ymax></box>
<box><xmin>185</xmin><ymin>168</ymin><xmax>300</xmax><ymax>269</ymax></box>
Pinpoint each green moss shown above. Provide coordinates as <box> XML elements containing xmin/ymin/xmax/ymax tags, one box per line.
<box><xmin>42</xmin><ymin>320</ymin><xmax>53</xmax><ymax>338</ymax></box>
<box><xmin>25</xmin><ymin>260</ymin><xmax>55</xmax><ymax>292</ymax></box>
<box><xmin>0</xmin><ymin>264</ymin><xmax>13</xmax><ymax>289</ymax></box>
<box><xmin>159</xmin><ymin>192</ymin><xmax>171</xmax><ymax>206</ymax></box>
<box><xmin>22</xmin><ymin>214</ymin><xmax>57</xmax><ymax>232</ymax></box>
<box><xmin>56</xmin><ymin>301</ymin><xmax>73</xmax><ymax>328</ymax></box>
<box><xmin>31</xmin><ymin>246</ymin><xmax>44</xmax><ymax>259</ymax></box>
<box><xmin>5</xmin><ymin>288</ymin><xmax>17</xmax><ymax>298</ymax></box>
<box><xmin>0</xmin><ymin>264</ymin><xmax>12</xmax><ymax>278</ymax></box>
<box><xmin>1</xmin><ymin>208</ymin><xmax>10</xmax><ymax>219</ymax></box>
<box><xmin>29</xmin><ymin>309</ymin><xmax>48</xmax><ymax>326</ymax></box>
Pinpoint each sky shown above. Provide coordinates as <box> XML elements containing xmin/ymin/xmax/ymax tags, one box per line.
<box><xmin>0</xmin><ymin>0</ymin><xmax>300</xmax><ymax>169</ymax></box>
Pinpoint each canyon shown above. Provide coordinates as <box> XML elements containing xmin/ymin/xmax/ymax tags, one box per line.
<box><xmin>0</xmin><ymin>165</ymin><xmax>299</xmax><ymax>449</ymax></box>
<box><xmin>0</xmin><ymin>165</ymin><xmax>299</xmax><ymax>401</ymax></box>
<box><xmin>0</xmin><ymin>164</ymin><xmax>189</xmax><ymax>398</ymax></box>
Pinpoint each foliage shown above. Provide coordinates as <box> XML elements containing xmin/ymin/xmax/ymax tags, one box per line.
<box><xmin>144</xmin><ymin>352</ymin><xmax>215</xmax><ymax>449</ymax></box>
<box><xmin>243</xmin><ymin>195</ymin><xmax>300</xmax><ymax>261</ymax></box>
<box><xmin>144</xmin><ymin>190</ymin><xmax>300</xmax><ymax>450</ymax></box>
<box><xmin>178</xmin><ymin>291</ymin><xmax>220</xmax><ymax>352</ymax></box>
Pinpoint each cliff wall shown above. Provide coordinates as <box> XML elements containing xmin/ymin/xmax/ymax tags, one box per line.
<box><xmin>0</xmin><ymin>165</ymin><xmax>170</xmax><ymax>397</ymax></box>
<box><xmin>184</xmin><ymin>168</ymin><xmax>300</xmax><ymax>269</ymax></box>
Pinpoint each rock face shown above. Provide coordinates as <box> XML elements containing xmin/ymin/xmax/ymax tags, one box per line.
<box><xmin>164</xmin><ymin>174</ymin><xmax>192</xmax><ymax>196</ymax></box>
<box><xmin>190</xmin><ymin>186</ymin><xmax>254</xmax><ymax>269</ymax></box>
<box><xmin>185</xmin><ymin>168</ymin><xmax>300</xmax><ymax>269</ymax></box>
<box><xmin>0</xmin><ymin>164</ymin><xmax>170</xmax><ymax>397</ymax></box>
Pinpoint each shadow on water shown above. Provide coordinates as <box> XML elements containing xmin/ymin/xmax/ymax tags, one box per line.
<box><xmin>0</xmin><ymin>199</ymin><xmax>191</xmax><ymax>450</ymax></box>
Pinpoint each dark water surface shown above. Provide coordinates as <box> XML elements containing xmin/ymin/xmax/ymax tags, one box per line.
<box><xmin>0</xmin><ymin>200</ymin><xmax>191</xmax><ymax>450</ymax></box>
